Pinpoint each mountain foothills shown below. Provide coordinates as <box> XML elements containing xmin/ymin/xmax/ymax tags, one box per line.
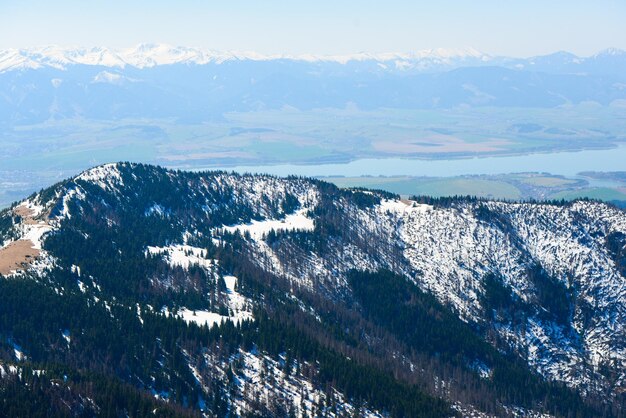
<box><xmin>1</xmin><ymin>45</ymin><xmax>626</xmax><ymax>123</ymax></box>
<box><xmin>0</xmin><ymin>163</ymin><xmax>625</xmax><ymax>417</ymax></box>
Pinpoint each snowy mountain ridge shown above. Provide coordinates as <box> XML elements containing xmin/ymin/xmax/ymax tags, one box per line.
<box><xmin>2</xmin><ymin>44</ymin><xmax>625</xmax><ymax>74</ymax></box>
<box><xmin>1</xmin><ymin>163</ymin><xmax>625</xmax><ymax>416</ymax></box>
<box><xmin>0</xmin><ymin>44</ymin><xmax>491</xmax><ymax>72</ymax></box>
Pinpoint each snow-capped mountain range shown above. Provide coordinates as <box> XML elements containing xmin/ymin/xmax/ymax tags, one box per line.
<box><xmin>0</xmin><ymin>44</ymin><xmax>493</xmax><ymax>72</ymax></box>
<box><xmin>2</xmin><ymin>46</ymin><xmax>626</xmax><ymax>217</ymax></box>
<box><xmin>1</xmin><ymin>44</ymin><xmax>625</xmax><ymax>74</ymax></box>
<box><xmin>1</xmin><ymin>163</ymin><xmax>624</xmax><ymax>416</ymax></box>
<box><xmin>2</xmin><ymin>44</ymin><xmax>625</xmax><ymax>125</ymax></box>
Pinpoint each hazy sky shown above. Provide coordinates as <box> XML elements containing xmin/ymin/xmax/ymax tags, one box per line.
<box><xmin>1</xmin><ymin>0</ymin><xmax>624</xmax><ymax>57</ymax></box>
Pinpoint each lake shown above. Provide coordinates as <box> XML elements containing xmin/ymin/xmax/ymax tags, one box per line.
<box><xmin>214</xmin><ymin>145</ymin><xmax>626</xmax><ymax>178</ymax></box>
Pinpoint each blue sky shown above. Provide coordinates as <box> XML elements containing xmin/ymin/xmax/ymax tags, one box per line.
<box><xmin>1</xmin><ymin>0</ymin><xmax>624</xmax><ymax>56</ymax></box>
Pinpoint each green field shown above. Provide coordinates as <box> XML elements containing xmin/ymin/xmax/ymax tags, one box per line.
<box><xmin>2</xmin><ymin>105</ymin><xmax>626</xmax><ymax>207</ymax></box>
<box><xmin>326</xmin><ymin>177</ymin><xmax>522</xmax><ymax>199</ymax></box>
<box><xmin>515</xmin><ymin>175</ymin><xmax>579</xmax><ymax>187</ymax></box>
<box><xmin>550</xmin><ymin>187</ymin><xmax>626</xmax><ymax>202</ymax></box>
<box><xmin>323</xmin><ymin>173</ymin><xmax>626</xmax><ymax>204</ymax></box>
<box><xmin>5</xmin><ymin>105</ymin><xmax>626</xmax><ymax>172</ymax></box>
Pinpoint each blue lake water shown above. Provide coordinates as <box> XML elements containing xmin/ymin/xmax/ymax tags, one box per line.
<box><xmin>217</xmin><ymin>145</ymin><xmax>626</xmax><ymax>178</ymax></box>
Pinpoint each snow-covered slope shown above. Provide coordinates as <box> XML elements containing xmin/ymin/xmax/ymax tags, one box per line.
<box><xmin>2</xmin><ymin>163</ymin><xmax>625</xmax><ymax>415</ymax></box>
<box><xmin>228</xmin><ymin>186</ymin><xmax>626</xmax><ymax>395</ymax></box>
<box><xmin>396</xmin><ymin>200</ymin><xmax>626</xmax><ymax>392</ymax></box>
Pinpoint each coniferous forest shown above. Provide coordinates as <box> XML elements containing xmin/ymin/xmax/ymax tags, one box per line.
<box><xmin>0</xmin><ymin>163</ymin><xmax>624</xmax><ymax>417</ymax></box>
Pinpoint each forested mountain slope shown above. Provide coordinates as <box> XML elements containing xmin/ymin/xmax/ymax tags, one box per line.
<box><xmin>0</xmin><ymin>162</ymin><xmax>625</xmax><ymax>417</ymax></box>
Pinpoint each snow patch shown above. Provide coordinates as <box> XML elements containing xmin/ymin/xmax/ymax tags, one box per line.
<box><xmin>146</xmin><ymin>245</ymin><xmax>214</xmax><ymax>270</ymax></box>
<box><xmin>145</xmin><ymin>203</ymin><xmax>167</xmax><ymax>217</ymax></box>
<box><xmin>469</xmin><ymin>360</ymin><xmax>492</xmax><ymax>379</ymax></box>
<box><xmin>92</xmin><ymin>71</ymin><xmax>125</xmax><ymax>85</ymax></box>
<box><xmin>77</xmin><ymin>280</ymin><xmax>86</xmax><ymax>293</ymax></box>
<box><xmin>221</xmin><ymin>207</ymin><xmax>314</xmax><ymax>240</ymax></box>
<box><xmin>166</xmin><ymin>274</ymin><xmax>253</xmax><ymax>328</ymax></box>
<box><xmin>62</xmin><ymin>330</ymin><xmax>71</xmax><ymax>346</ymax></box>
<box><xmin>21</xmin><ymin>222</ymin><xmax>53</xmax><ymax>250</ymax></box>
<box><xmin>12</xmin><ymin>342</ymin><xmax>25</xmax><ymax>362</ymax></box>
<box><xmin>378</xmin><ymin>198</ymin><xmax>432</xmax><ymax>215</ymax></box>
<box><xmin>75</xmin><ymin>163</ymin><xmax>123</xmax><ymax>191</ymax></box>
<box><xmin>71</xmin><ymin>264</ymin><xmax>81</xmax><ymax>277</ymax></box>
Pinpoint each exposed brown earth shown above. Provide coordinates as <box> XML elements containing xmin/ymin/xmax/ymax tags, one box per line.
<box><xmin>14</xmin><ymin>205</ymin><xmax>41</xmax><ymax>225</ymax></box>
<box><xmin>0</xmin><ymin>203</ymin><xmax>49</xmax><ymax>276</ymax></box>
<box><xmin>0</xmin><ymin>240</ymin><xmax>40</xmax><ymax>275</ymax></box>
<box><xmin>13</xmin><ymin>205</ymin><xmax>34</xmax><ymax>218</ymax></box>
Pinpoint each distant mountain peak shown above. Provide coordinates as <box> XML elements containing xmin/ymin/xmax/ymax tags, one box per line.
<box><xmin>595</xmin><ymin>47</ymin><xmax>626</xmax><ymax>57</ymax></box>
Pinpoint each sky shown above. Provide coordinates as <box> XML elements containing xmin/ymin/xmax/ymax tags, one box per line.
<box><xmin>1</xmin><ymin>0</ymin><xmax>625</xmax><ymax>57</ymax></box>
